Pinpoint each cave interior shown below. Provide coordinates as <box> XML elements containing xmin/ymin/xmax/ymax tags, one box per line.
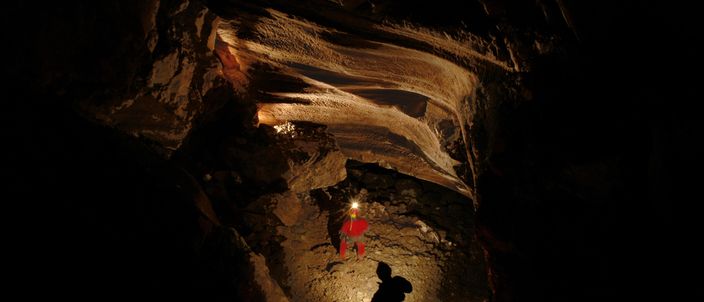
<box><xmin>6</xmin><ymin>0</ymin><xmax>702</xmax><ymax>301</ymax></box>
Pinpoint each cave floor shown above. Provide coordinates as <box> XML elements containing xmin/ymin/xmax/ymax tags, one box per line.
<box><xmin>273</xmin><ymin>170</ymin><xmax>487</xmax><ymax>302</ymax></box>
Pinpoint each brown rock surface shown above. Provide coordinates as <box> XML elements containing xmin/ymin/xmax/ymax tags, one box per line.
<box><xmin>268</xmin><ymin>191</ymin><xmax>303</xmax><ymax>227</ymax></box>
<box><xmin>79</xmin><ymin>0</ymin><xmax>227</xmax><ymax>155</ymax></box>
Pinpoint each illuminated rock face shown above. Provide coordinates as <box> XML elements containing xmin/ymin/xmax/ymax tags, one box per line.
<box><xmin>68</xmin><ymin>0</ymin><xmax>514</xmax><ymax>199</ymax></box>
<box><xmin>212</xmin><ymin>6</ymin><xmax>515</xmax><ymax>200</ymax></box>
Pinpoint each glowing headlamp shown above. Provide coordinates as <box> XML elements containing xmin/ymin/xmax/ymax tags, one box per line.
<box><xmin>351</xmin><ymin>202</ymin><xmax>359</xmax><ymax>209</ymax></box>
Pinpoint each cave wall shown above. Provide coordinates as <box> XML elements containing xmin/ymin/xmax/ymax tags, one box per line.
<box><xmin>469</xmin><ymin>0</ymin><xmax>703</xmax><ymax>300</ymax></box>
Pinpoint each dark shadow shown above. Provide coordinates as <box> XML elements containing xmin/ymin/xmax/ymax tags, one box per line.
<box><xmin>310</xmin><ymin>188</ymin><xmax>346</xmax><ymax>253</ymax></box>
<box><xmin>371</xmin><ymin>262</ymin><xmax>413</xmax><ymax>302</ymax></box>
<box><xmin>348</xmin><ymin>88</ymin><xmax>428</xmax><ymax>118</ymax></box>
<box><xmin>287</xmin><ymin>62</ymin><xmax>374</xmax><ymax>86</ymax></box>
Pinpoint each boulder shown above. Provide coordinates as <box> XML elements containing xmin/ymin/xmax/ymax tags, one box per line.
<box><xmin>264</xmin><ymin>191</ymin><xmax>303</xmax><ymax>226</ymax></box>
<box><xmin>284</xmin><ymin>149</ymin><xmax>347</xmax><ymax>193</ymax></box>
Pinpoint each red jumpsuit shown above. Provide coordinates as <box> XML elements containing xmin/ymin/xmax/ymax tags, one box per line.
<box><xmin>339</xmin><ymin>217</ymin><xmax>368</xmax><ymax>259</ymax></box>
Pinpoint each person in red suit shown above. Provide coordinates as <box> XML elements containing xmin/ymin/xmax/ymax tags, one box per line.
<box><xmin>339</xmin><ymin>202</ymin><xmax>369</xmax><ymax>259</ymax></box>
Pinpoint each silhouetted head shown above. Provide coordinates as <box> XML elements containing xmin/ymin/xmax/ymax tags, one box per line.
<box><xmin>376</xmin><ymin>262</ymin><xmax>392</xmax><ymax>281</ymax></box>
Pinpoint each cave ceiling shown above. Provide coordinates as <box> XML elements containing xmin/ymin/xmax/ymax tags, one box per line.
<box><xmin>82</xmin><ymin>0</ymin><xmax>525</xmax><ymax>201</ymax></box>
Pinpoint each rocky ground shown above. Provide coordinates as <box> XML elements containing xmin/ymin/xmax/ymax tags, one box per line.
<box><xmin>247</xmin><ymin>161</ymin><xmax>488</xmax><ymax>302</ymax></box>
<box><xmin>184</xmin><ymin>115</ymin><xmax>488</xmax><ymax>301</ymax></box>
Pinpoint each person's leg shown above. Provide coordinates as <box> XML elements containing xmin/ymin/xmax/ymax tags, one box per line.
<box><xmin>340</xmin><ymin>240</ymin><xmax>347</xmax><ymax>259</ymax></box>
<box><xmin>356</xmin><ymin>242</ymin><xmax>365</xmax><ymax>257</ymax></box>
